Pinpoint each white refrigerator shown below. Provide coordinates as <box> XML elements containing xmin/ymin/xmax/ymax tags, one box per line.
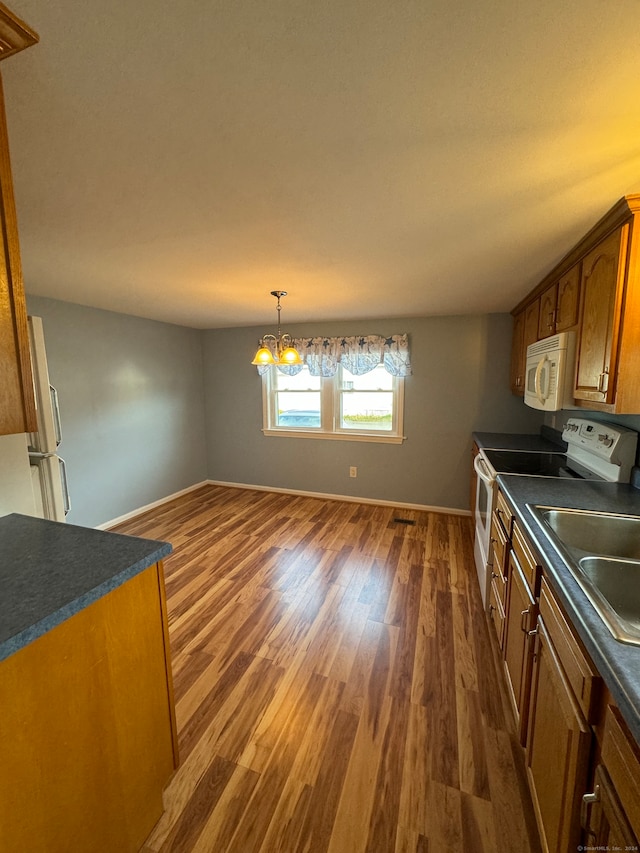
<box><xmin>0</xmin><ymin>316</ymin><xmax>70</xmax><ymax>521</ymax></box>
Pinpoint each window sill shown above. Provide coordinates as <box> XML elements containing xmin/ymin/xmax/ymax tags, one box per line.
<box><xmin>262</xmin><ymin>428</ymin><xmax>405</xmax><ymax>444</ymax></box>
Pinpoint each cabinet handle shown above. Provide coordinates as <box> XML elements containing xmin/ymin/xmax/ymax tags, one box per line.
<box><xmin>520</xmin><ymin>608</ymin><xmax>530</xmax><ymax>632</ymax></box>
<box><xmin>581</xmin><ymin>785</ymin><xmax>600</xmax><ymax>832</ymax></box>
<box><xmin>527</xmin><ymin>627</ymin><xmax>538</xmax><ymax>637</ymax></box>
<box><xmin>597</xmin><ymin>370</ymin><xmax>609</xmax><ymax>393</ymax></box>
<box><xmin>547</xmin><ymin>310</ymin><xmax>555</xmax><ymax>330</ymax></box>
<box><xmin>491</xmin><ymin>571</ymin><xmax>499</xmax><ymax>579</ymax></box>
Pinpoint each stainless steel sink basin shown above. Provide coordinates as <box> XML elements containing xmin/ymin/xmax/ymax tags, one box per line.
<box><xmin>528</xmin><ymin>505</ymin><xmax>640</xmax><ymax>646</ymax></box>
<box><xmin>536</xmin><ymin>507</ymin><xmax>640</xmax><ymax>560</ymax></box>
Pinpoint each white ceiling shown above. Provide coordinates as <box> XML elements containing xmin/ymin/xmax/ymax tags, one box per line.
<box><xmin>3</xmin><ymin>0</ymin><xmax>640</xmax><ymax>329</ymax></box>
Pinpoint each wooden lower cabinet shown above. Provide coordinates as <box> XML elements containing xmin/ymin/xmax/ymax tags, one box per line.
<box><xmin>0</xmin><ymin>562</ymin><xmax>178</xmax><ymax>853</ymax></box>
<box><xmin>525</xmin><ymin>616</ymin><xmax>592</xmax><ymax>853</ymax></box>
<box><xmin>503</xmin><ymin>554</ymin><xmax>537</xmax><ymax>744</ymax></box>
<box><xmin>582</xmin><ymin>764</ymin><xmax>639</xmax><ymax>847</ymax></box>
<box><xmin>594</xmin><ymin>704</ymin><xmax>640</xmax><ymax>843</ymax></box>
<box><xmin>486</xmin><ymin>489</ymin><xmax>640</xmax><ymax>853</ymax></box>
<box><xmin>488</xmin><ymin>577</ymin><xmax>506</xmax><ymax>647</ymax></box>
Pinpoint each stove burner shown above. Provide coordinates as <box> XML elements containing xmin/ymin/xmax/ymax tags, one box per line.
<box><xmin>482</xmin><ymin>449</ymin><xmax>599</xmax><ymax>480</ymax></box>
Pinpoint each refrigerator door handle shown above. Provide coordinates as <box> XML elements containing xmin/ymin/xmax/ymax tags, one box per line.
<box><xmin>58</xmin><ymin>456</ymin><xmax>71</xmax><ymax>515</ymax></box>
<box><xmin>50</xmin><ymin>385</ymin><xmax>62</xmax><ymax>446</ymax></box>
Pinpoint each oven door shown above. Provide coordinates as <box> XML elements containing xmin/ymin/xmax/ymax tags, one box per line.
<box><xmin>473</xmin><ymin>451</ymin><xmax>496</xmax><ymax>607</ymax></box>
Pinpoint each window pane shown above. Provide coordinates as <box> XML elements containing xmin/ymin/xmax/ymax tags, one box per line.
<box><xmin>276</xmin><ymin>370</ymin><xmax>321</xmax><ymax>391</ymax></box>
<box><xmin>275</xmin><ymin>367</ymin><xmax>321</xmax><ymax>427</ymax></box>
<box><xmin>341</xmin><ymin>365</ymin><xmax>393</xmax><ymax>391</ymax></box>
<box><xmin>340</xmin><ymin>365</ymin><xmax>394</xmax><ymax>431</ymax></box>
<box><xmin>341</xmin><ymin>391</ymin><xmax>393</xmax><ymax>430</ymax></box>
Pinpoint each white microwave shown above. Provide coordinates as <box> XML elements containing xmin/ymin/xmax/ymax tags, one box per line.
<box><xmin>524</xmin><ymin>331</ymin><xmax>576</xmax><ymax>411</ymax></box>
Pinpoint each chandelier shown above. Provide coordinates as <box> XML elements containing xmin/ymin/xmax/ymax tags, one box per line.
<box><xmin>251</xmin><ymin>290</ymin><xmax>303</xmax><ymax>367</ymax></box>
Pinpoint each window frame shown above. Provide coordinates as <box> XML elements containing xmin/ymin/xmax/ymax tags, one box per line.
<box><xmin>261</xmin><ymin>364</ymin><xmax>406</xmax><ymax>444</ymax></box>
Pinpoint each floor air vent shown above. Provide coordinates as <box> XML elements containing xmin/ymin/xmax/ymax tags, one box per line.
<box><xmin>393</xmin><ymin>517</ymin><xmax>416</xmax><ymax>525</ymax></box>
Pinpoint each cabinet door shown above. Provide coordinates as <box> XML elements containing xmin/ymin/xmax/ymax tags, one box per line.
<box><xmin>510</xmin><ymin>301</ymin><xmax>540</xmax><ymax>394</ymax></box>
<box><xmin>488</xmin><ymin>578</ymin><xmax>506</xmax><ymax>648</ymax></box>
<box><xmin>526</xmin><ymin>618</ymin><xmax>592</xmax><ymax>853</ymax></box>
<box><xmin>524</xmin><ymin>299</ymin><xmax>539</xmax><ymax>349</ymax></box>
<box><xmin>556</xmin><ymin>265</ymin><xmax>580</xmax><ymax>332</ymax></box>
<box><xmin>0</xmin><ymin>72</ymin><xmax>36</xmax><ymax>435</ymax></box>
<box><xmin>489</xmin><ymin>511</ymin><xmax>508</xmax><ymax>605</ymax></box>
<box><xmin>503</xmin><ymin>553</ymin><xmax>536</xmax><ymax>744</ymax></box>
<box><xmin>538</xmin><ymin>283</ymin><xmax>558</xmax><ymax>339</ymax></box>
<box><xmin>510</xmin><ymin>309</ymin><xmax>526</xmax><ymax>394</ymax></box>
<box><xmin>574</xmin><ymin>226</ymin><xmax>628</xmax><ymax>404</ymax></box>
<box><xmin>582</xmin><ymin>764</ymin><xmax>639</xmax><ymax>848</ymax></box>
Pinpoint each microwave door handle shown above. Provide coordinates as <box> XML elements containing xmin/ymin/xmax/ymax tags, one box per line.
<box><xmin>534</xmin><ymin>356</ymin><xmax>547</xmax><ymax>405</ymax></box>
<box><xmin>473</xmin><ymin>453</ymin><xmax>494</xmax><ymax>484</ymax></box>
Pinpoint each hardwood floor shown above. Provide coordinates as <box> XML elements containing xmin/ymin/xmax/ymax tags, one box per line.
<box><xmin>111</xmin><ymin>485</ymin><xmax>541</xmax><ymax>853</ymax></box>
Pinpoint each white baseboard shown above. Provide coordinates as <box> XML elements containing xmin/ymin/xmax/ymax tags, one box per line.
<box><xmin>99</xmin><ymin>479</ymin><xmax>471</xmax><ymax>530</ymax></box>
<box><xmin>206</xmin><ymin>479</ymin><xmax>472</xmax><ymax>517</ymax></box>
<box><xmin>97</xmin><ymin>481</ymin><xmax>210</xmax><ymax>529</ymax></box>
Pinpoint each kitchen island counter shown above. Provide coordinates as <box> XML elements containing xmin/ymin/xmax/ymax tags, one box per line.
<box><xmin>0</xmin><ymin>513</ymin><xmax>177</xmax><ymax>853</ymax></box>
<box><xmin>496</xmin><ymin>474</ymin><xmax>640</xmax><ymax>747</ymax></box>
<box><xmin>0</xmin><ymin>512</ymin><xmax>171</xmax><ymax>662</ymax></box>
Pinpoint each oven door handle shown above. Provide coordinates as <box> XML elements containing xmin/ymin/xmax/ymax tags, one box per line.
<box><xmin>473</xmin><ymin>453</ymin><xmax>494</xmax><ymax>484</ymax></box>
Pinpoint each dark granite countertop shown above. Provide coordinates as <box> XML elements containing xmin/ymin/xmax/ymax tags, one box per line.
<box><xmin>496</xmin><ymin>475</ymin><xmax>640</xmax><ymax>746</ymax></box>
<box><xmin>473</xmin><ymin>431</ymin><xmax>565</xmax><ymax>452</ymax></box>
<box><xmin>0</xmin><ymin>514</ymin><xmax>172</xmax><ymax>663</ymax></box>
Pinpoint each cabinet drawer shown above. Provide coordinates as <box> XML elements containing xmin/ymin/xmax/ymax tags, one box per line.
<box><xmin>511</xmin><ymin>521</ymin><xmax>540</xmax><ymax>594</ymax></box>
<box><xmin>489</xmin><ymin>579</ymin><xmax>506</xmax><ymax>648</ymax></box>
<box><xmin>539</xmin><ymin>577</ymin><xmax>600</xmax><ymax>722</ymax></box>
<box><xmin>601</xmin><ymin>705</ymin><xmax>640</xmax><ymax>840</ymax></box>
<box><xmin>495</xmin><ymin>490</ymin><xmax>513</xmax><ymax>537</ymax></box>
<box><xmin>489</xmin><ymin>512</ymin><xmax>508</xmax><ymax>585</ymax></box>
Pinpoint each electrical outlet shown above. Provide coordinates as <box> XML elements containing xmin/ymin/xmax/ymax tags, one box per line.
<box><xmin>349</xmin><ymin>466</ymin><xmax>357</xmax><ymax>478</ymax></box>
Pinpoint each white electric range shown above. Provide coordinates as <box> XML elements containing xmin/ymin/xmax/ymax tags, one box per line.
<box><xmin>473</xmin><ymin>417</ymin><xmax>638</xmax><ymax>608</ymax></box>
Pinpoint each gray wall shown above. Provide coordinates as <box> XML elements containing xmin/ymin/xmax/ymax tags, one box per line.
<box><xmin>204</xmin><ymin>314</ymin><xmax>544</xmax><ymax>511</ymax></box>
<box><xmin>27</xmin><ymin>296</ymin><xmax>208</xmax><ymax>528</ymax></box>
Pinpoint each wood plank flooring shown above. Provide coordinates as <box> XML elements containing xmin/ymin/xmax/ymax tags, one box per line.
<box><xmin>111</xmin><ymin>485</ymin><xmax>541</xmax><ymax>853</ymax></box>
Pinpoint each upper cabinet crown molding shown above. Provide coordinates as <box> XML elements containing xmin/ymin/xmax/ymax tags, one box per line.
<box><xmin>510</xmin><ymin>194</ymin><xmax>640</xmax><ymax>414</ymax></box>
<box><xmin>511</xmin><ymin>195</ymin><xmax>640</xmax><ymax>316</ymax></box>
<box><xmin>0</xmin><ymin>2</ymin><xmax>39</xmax><ymax>60</ymax></box>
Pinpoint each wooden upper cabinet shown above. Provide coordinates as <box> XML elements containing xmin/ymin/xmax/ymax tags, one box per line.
<box><xmin>574</xmin><ymin>226</ymin><xmax>627</xmax><ymax>406</ymax></box>
<box><xmin>510</xmin><ymin>299</ymin><xmax>539</xmax><ymax>394</ymax></box>
<box><xmin>538</xmin><ymin>283</ymin><xmax>557</xmax><ymax>339</ymax></box>
<box><xmin>510</xmin><ymin>309</ymin><xmax>526</xmax><ymax>394</ymax></box>
<box><xmin>537</xmin><ymin>266</ymin><xmax>581</xmax><ymax>340</ymax></box>
<box><xmin>556</xmin><ymin>265</ymin><xmax>580</xmax><ymax>332</ymax></box>
<box><xmin>0</xmin><ymin>6</ymin><xmax>39</xmax><ymax>436</ymax></box>
<box><xmin>510</xmin><ymin>195</ymin><xmax>640</xmax><ymax>413</ymax></box>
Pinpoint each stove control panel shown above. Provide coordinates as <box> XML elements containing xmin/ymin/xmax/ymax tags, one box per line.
<box><xmin>562</xmin><ymin>417</ymin><xmax>638</xmax><ymax>481</ymax></box>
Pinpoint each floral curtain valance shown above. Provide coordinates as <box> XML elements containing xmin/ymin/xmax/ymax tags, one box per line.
<box><xmin>256</xmin><ymin>334</ymin><xmax>412</xmax><ymax>378</ymax></box>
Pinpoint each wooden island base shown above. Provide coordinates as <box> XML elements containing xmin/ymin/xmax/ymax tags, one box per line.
<box><xmin>0</xmin><ymin>562</ymin><xmax>178</xmax><ymax>853</ymax></box>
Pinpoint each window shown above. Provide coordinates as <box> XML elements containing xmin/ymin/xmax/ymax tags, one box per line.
<box><xmin>262</xmin><ymin>363</ymin><xmax>405</xmax><ymax>443</ymax></box>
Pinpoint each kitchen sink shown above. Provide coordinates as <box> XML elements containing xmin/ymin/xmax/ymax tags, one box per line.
<box><xmin>528</xmin><ymin>506</ymin><xmax>640</xmax><ymax>646</ymax></box>
<box><xmin>535</xmin><ymin>507</ymin><xmax>640</xmax><ymax>560</ymax></box>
